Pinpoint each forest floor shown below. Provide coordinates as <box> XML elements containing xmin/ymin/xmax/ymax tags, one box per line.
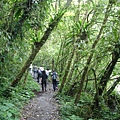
<box><xmin>20</xmin><ymin>83</ymin><xmax>60</xmax><ymax>120</ymax></box>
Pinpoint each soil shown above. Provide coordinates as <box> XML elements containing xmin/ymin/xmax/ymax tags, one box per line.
<box><xmin>20</xmin><ymin>83</ymin><xmax>60</xmax><ymax>120</ymax></box>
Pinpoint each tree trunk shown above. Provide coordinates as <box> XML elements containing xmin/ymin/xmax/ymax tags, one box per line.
<box><xmin>99</xmin><ymin>53</ymin><xmax>119</xmax><ymax>96</ymax></box>
<box><xmin>55</xmin><ymin>40</ymin><xmax>64</xmax><ymax>69</ymax></box>
<box><xmin>65</xmin><ymin>51</ymin><xmax>81</xmax><ymax>95</ymax></box>
<box><xmin>11</xmin><ymin>46</ymin><xmax>39</xmax><ymax>87</ymax></box>
<box><xmin>92</xmin><ymin>43</ymin><xmax>120</xmax><ymax>109</ymax></box>
<box><xmin>59</xmin><ymin>48</ymin><xmax>75</xmax><ymax>93</ymax></box>
<box><xmin>104</xmin><ymin>77</ymin><xmax>120</xmax><ymax>97</ymax></box>
<box><xmin>23</xmin><ymin>69</ymin><xmax>29</xmax><ymax>85</ymax></box>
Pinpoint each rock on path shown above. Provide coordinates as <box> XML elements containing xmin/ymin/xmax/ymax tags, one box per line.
<box><xmin>20</xmin><ymin>83</ymin><xmax>60</xmax><ymax>120</ymax></box>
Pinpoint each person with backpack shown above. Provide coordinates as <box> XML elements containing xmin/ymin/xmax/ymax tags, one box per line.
<box><xmin>41</xmin><ymin>70</ymin><xmax>48</xmax><ymax>91</ymax></box>
<box><xmin>51</xmin><ymin>70</ymin><xmax>58</xmax><ymax>91</ymax></box>
<box><xmin>37</xmin><ymin>67</ymin><xmax>42</xmax><ymax>83</ymax></box>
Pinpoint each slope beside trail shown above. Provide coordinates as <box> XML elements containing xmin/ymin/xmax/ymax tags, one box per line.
<box><xmin>20</xmin><ymin>83</ymin><xmax>60</xmax><ymax>120</ymax></box>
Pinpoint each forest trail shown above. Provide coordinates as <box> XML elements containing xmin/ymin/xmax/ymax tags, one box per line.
<box><xmin>20</xmin><ymin>83</ymin><xmax>60</xmax><ymax>120</ymax></box>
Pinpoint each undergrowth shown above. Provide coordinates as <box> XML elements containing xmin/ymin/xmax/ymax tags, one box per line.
<box><xmin>58</xmin><ymin>92</ymin><xmax>120</xmax><ymax>120</ymax></box>
<box><xmin>0</xmin><ymin>73</ymin><xmax>40</xmax><ymax>120</ymax></box>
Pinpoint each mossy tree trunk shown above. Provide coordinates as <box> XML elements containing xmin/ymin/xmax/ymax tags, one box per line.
<box><xmin>104</xmin><ymin>77</ymin><xmax>120</xmax><ymax>97</ymax></box>
<box><xmin>59</xmin><ymin>47</ymin><xmax>75</xmax><ymax>93</ymax></box>
<box><xmin>64</xmin><ymin>51</ymin><xmax>81</xmax><ymax>95</ymax></box>
<box><xmin>92</xmin><ymin>43</ymin><xmax>120</xmax><ymax>109</ymax></box>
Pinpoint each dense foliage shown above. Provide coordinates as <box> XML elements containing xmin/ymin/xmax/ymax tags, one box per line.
<box><xmin>0</xmin><ymin>74</ymin><xmax>40</xmax><ymax>120</ymax></box>
<box><xmin>0</xmin><ymin>0</ymin><xmax>120</xmax><ymax>119</ymax></box>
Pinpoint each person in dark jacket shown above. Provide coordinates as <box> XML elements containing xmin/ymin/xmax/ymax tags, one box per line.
<box><xmin>37</xmin><ymin>68</ymin><xmax>42</xmax><ymax>83</ymax></box>
<box><xmin>41</xmin><ymin>70</ymin><xmax>48</xmax><ymax>91</ymax></box>
<box><xmin>51</xmin><ymin>70</ymin><xmax>58</xmax><ymax>91</ymax></box>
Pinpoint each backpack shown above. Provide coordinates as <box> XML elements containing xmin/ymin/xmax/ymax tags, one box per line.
<box><xmin>37</xmin><ymin>70</ymin><xmax>42</xmax><ymax>77</ymax></box>
<box><xmin>52</xmin><ymin>72</ymin><xmax>57</xmax><ymax>80</ymax></box>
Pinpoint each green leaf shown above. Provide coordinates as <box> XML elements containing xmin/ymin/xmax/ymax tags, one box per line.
<box><xmin>7</xmin><ymin>111</ymin><xmax>12</xmax><ymax>118</ymax></box>
<box><xmin>0</xmin><ymin>106</ymin><xmax>9</xmax><ymax>111</ymax></box>
<box><xmin>3</xmin><ymin>103</ymin><xmax>14</xmax><ymax>107</ymax></box>
<box><xmin>15</xmin><ymin>9</ymin><xmax>22</xmax><ymax>18</ymax></box>
<box><xmin>69</xmin><ymin>115</ymin><xmax>84</xmax><ymax>120</ymax></box>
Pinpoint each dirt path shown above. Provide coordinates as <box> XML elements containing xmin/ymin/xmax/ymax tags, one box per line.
<box><xmin>20</xmin><ymin>83</ymin><xmax>60</xmax><ymax>120</ymax></box>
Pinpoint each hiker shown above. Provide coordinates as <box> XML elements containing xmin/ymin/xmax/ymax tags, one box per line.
<box><xmin>33</xmin><ymin>64</ymin><xmax>37</xmax><ymax>78</ymax></box>
<box><xmin>51</xmin><ymin>70</ymin><xmax>58</xmax><ymax>91</ymax></box>
<box><xmin>41</xmin><ymin>70</ymin><xmax>48</xmax><ymax>91</ymax></box>
<box><xmin>45</xmin><ymin>68</ymin><xmax>51</xmax><ymax>83</ymax></box>
<box><xmin>45</xmin><ymin>68</ymin><xmax>50</xmax><ymax>76</ymax></box>
<box><xmin>37</xmin><ymin>67</ymin><xmax>42</xmax><ymax>83</ymax></box>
